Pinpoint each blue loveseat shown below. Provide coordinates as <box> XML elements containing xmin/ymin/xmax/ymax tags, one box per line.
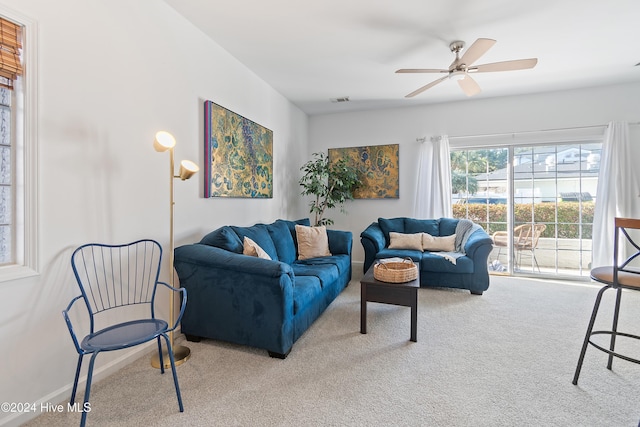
<box><xmin>361</xmin><ymin>217</ymin><xmax>493</xmax><ymax>295</ymax></box>
<box><xmin>173</xmin><ymin>218</ymin><xmax>352</xmax><ymax>358</ymax></box>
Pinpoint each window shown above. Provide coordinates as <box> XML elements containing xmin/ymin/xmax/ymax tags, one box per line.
<box><xmin>0</xmin><ymin>87</ymin><xmax>13</xmax><ymax>264</ymax></box>
<box><xmin>0</xmin><ymin>10</ymin><xmax>37</xmax><ymax>281</ymax></box>
<box><xmin>450</xmin><ymin>128</ymin><xmax>604</xmax><ymax>279</ymax></box>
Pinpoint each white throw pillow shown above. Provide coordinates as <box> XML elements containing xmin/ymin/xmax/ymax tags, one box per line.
<box><xmin>295</xmin><ymin>224</ymin><xmax>332</xmax><ymax>260</ymax></box>
<box><xmin>243</xmin><ymin>236</ymin><xmax>272</xmax><ymax>260</ymax></box>
<box><xmin>388</xmin><ymin>232</ymin><xmax>423</xmax><ymax>251</ymax></box>
<box><xmin>422</xmin><ymin>233</ymin><xmax>456</xmax><ymax>252</ymax></box>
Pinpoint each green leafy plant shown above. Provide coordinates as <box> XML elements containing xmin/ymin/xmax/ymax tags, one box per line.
<box><xmin>299</xmin><ymin>152</ymin><xmax>360</xmax><ymax>226</ymax></box>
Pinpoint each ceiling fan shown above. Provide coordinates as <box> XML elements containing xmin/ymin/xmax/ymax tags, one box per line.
<box><xmin>396</xmin><ymin>38</ymin><xmax>537</xmax><ymax>98</ymax></box>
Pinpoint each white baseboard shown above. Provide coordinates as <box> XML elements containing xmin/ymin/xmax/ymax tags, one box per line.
<box><xmin>351</xmin><ymin>261</ymin><xmax>364</xmax><ymax>281</ymax></box>
<box><xmin>1</xmin><ymin>342</ymin><xmax>156</xmax><ymax>427</ymax></box>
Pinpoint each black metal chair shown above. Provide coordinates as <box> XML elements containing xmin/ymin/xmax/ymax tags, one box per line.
<box><xmin>573</xmin><ymin>217</ymin><xmax>640</xmax><ymax>385</ymax></box>
<box><xmin>62</xmin><ymin>239</ymin><xmax>186</xmax><ymax>426</ymax></box>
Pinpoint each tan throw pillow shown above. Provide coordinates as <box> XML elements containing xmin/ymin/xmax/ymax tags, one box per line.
<box><xmin>243</xmin><ymin>236</ymin><xmax>272</xmax><ymax>260</ymax></box>
<box><xmin>422</xmin><ymin>233</ymin><xmax>456</xmax><ymax>252</ymax></box>
<box><xmin>388</xmin><ymin>232</ymin><xmax>423</xmax><ymax>251</ymax></box>
<box><xmin>295</xmin><ymin>224</ymin><xmax>332</xmax><ymax>260</ymax></box>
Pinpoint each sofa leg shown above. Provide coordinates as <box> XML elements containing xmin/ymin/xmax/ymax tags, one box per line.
<box><xmin>185</xmin><ymin>334</ymin><xmax>202</xmax><ymax>342</ymax></box>
<box><xmin>470</xmin><ymin>290</ymin><xmax>483</xmax><ymax>295</ymax></box>
<box><xmin>268</xmin><ymin>349</ymin><xmax>291</xmax><ymax>359</ymax></box>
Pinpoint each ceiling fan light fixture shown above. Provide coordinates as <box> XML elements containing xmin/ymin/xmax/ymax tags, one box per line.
<box><xmin>450</xmin><ymin>71</ymin><xmax>467</xmax><ymax>81</ymax></box>
<box><xmin>397</xmin><ymin>38</ymin><xmax>536</xmax><ymax>98</ymax></box>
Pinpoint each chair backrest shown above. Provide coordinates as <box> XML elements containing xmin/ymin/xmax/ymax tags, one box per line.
<box><xmin>514</xmin><ymin>223</ymin><xmax>546</xmax><ymax>250</ymax></box>
<box><xmin>614</xmin><ymin>218</ymin><xmax>640</xmax><ymax>280</ymax></box>
<box><xmin>71</xmin><ymin>239</ymin><xmax>163</xmax><ymax>325</ymax></box>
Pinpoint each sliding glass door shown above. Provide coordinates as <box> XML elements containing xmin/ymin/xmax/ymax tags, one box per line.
<box><xmin>451</xmin><ymin>142</ymin><xmax>601</xmax><ymax>279</ymax></box>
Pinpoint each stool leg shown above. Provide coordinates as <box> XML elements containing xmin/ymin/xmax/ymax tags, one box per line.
<box><xmin>607</xmin><ymin>288</ymin><xmax>623</xmax><ymax>370</ymax></box>
<box><xmin>573</xmin><ymin>284</ymin><xmax>610</xmax><ymax>385</ymax></box>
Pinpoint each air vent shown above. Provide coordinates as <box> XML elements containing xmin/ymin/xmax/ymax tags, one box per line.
<box><xmin>330</xmin><ymin>96</ymin><xmax>350</xmax><ymax>103</ymax></box>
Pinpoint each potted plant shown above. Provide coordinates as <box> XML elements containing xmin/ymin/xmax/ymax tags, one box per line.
<box><xmin>299</xmin><ymin>152</ymin><xmax>360</xmax><ymax>226</ymax></box>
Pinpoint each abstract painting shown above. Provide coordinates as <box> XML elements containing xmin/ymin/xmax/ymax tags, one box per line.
<box><xmin>328</xmin><ymin>144</ymin><xmax>399</xmax><ymax>199</ymax></box>
<box><xmin>204</xmin><ymin>100</ymin><xmax>273</xmax><ymax>198</ymax></box>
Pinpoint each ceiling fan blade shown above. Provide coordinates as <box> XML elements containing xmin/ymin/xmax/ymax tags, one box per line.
<box><xmin>396</xmin><ymin>68</ymin><xmax>448</xmax><ymax>74</ymax></box>
<box><xmin>458</xmin><ymin>75</ymin><xmax>481</xmax><ymax>97</ymax></box>
<box><xmin>405</xmin><ymin>75</ymin><xmax>448</xmax><ymax>98</ymax></box>
<box><xmin>471</xmin><ymin>58</ymin><xmax>538</xmax><ymax>73</ymax></box>
<box><xmin>459</xmin><ymin>38</ymin><xmax>496</xmax><ymax>66</ymax></box>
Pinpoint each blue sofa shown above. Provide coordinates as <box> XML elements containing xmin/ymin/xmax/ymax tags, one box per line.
<box><xmin>360</xmin><ymin>217</ymin><xmax>493</xmax><ymax>295</ymax></box>
<box><xmin>173</xmin><ymin>218</ymin><xmax>352</xmax><ymax>358</ymax></box>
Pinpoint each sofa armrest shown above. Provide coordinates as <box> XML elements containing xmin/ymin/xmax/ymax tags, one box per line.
<box><xmin>464</xmin><ymin>229</ymin><xmax>494</xmax><ymax>259</ymax></box>
<box><xmin>360</xmin><ymin>222</ymin><xmax>385</xmax><ymax>273</ymax></box>
<box><xmin>174</xmin><ymin>244</ymin><xmax>294</xmax><ymax>283</ymax></box>
<box><xmin>173</xmin><ymin>244</ymin><xmax>296</xmax><ymax>354</ymax></box>
<box><xmin>327</xmin><ymin>229</ymin><xmax>353</xmax><ymax>255</ymax></box>
<box><xmin>361</xmin><ymin>223</ymin><xmax>385</xmax><ymax>251</ymax></box>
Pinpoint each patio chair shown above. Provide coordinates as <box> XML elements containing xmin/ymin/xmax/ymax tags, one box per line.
<box><xmin>492</xmin><ymin>223</ymin><xmax>546</xmax><ymax>271</ymax></box>
<box><xmin>573</xmin><ymin>217</ymin><xmax>640</xmax><ymax>385</ymax></box>
<box><xmin>62</xmin><ymin>239</ymin><xmax>186</xmax><ymax>427</ymax></box>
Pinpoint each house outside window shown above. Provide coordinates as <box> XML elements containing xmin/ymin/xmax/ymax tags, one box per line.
<box><xmin>451</xmin><ymin>134</ymin><xmax>603</xmax><ymax>279</ymax></box>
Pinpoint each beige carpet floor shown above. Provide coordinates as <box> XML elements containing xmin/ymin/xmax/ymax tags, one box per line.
<box><xmin>25</xmin><ymin>275</ymin><xmax>640</xmax><ymax>426</ymax></box>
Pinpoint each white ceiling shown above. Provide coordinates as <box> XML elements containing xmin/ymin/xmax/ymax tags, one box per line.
<box><xmin>165</xmin><ymin>0</ymin><xmax>640</xmax><ymax>115</ymax></box>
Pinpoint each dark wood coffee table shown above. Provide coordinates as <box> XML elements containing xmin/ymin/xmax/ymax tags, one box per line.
<box><xmin>360</xmin><ymin>261</ymin><xmax>420</xmax><ymax>342</ymax></box>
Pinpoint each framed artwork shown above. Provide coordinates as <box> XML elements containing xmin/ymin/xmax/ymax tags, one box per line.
<box><xmin>204</xmin><ymin>100</ymin><xmax>273</xmax><ymax>198</ymax></box>
<box><xmin>328</xmin><ymin>144</ymin><xmax>399</xmax><ymax>199</ymax></box>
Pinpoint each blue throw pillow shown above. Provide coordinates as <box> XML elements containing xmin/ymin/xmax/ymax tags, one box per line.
<box><xmin>267</xmin><ymin>220</ymin><xmax>297</xmax><ymax>265</ymax></box>
<box><xmin>378</xmin><ymin>217</ymin><xmax>405</xmax><ymax>245</ymax></box>
<box><xmin>231</xmin><ymin>224</ymin><xmax>279</xmax><ymax>261</ymax></box>
<box><xmin>199</xmin><ymin>226</ymin><xmax>243</xmax><ymax>253</ymax></box>
<box><xmin>439</xmin><ymin>218</ymin><xmax>459</xmax><ymax>236</ymax></box>
<box><xmin>405</xmin><ymin>218</ymin><xmax>440</xmax><ymax>236</ymax></box>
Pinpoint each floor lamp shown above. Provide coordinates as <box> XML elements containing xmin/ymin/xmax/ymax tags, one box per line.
<box><xmin>151</xmin><ymin>130</ymin><xmax>199</xmax><ymax>369</ymax></box>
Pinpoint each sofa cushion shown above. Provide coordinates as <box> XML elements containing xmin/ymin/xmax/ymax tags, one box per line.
<box><xmin>277</xmin><ymin>218</ymin><xmax>311</xmax><ymax>259</ymax></box>
<box><xmin>376</xmin><ymin>248</ymin><xmax>423</xmax><ymax>263</ymax></box>
<box><xmin>294</xmin><ymin>254</ymin><xmax>351</xmax><ymax>277</ymax></box>
<box><xmin>292</xmin><ymin>275</ymin><xmax>323</xmax><ymax>315</ymax></box>
<box><xmin>200</xmin><ymin>225</ymin><xmax>243</xmax><ymax>253</ymax></box>
<box><xmin>378</xmin><ymin>217</ymin><xmax>406</xmax><ymax>245</ymax></box>
<box><xmin>267</xmin><ymin>220</ymin><xmax>297</xmax><ymax>264</ymax></box>
<box><xmin>295</xmin><ymin>225</ymin><xmax>332</xmax><ymax>260</ymax></box>
<box><xmin>422</xmin><ymin>233</ymin><xmax>456</xmax><ymax>252</ymax></box>
<box><xmin>231</xmin><ymin>224</ymin><xmax>279</xmax><ymax>261</ymax></box>
<box><xmin>405</xmin><ymin>218</ymin><xmax>440</xmax><ymax>236</ymax></box>
<box><xmin>389</xmin><ymin>232</ymin><xmax>423</xmax><ymax>251</ymax></box>
<box><xmin>421</xmin><ymin>252</ymin><xmax>474</xmax><ymax>274</ymax></box>
<box><xmin>292</xmin><ymin>262</ymin><xmax>339</xmax><ymax>288</ymax></box>
<box><xmin>243</xmin><ymin>236</ymin><xmax>272</xmax><ymax>260</ymax></box>
<box><xmin>439</xmin><ymin>218</ymin><xmax>459</xmax><ymax>236</ymax></box>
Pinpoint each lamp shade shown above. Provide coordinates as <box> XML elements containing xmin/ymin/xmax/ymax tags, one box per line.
<box><xmin>154</xmin><ymin>131</ymin><xmax>177</xmax><ymax>152</ymax></box>
<box><xmin>178</xmin><ymin>160</ymin><xmax>199</xmax><ymax>180</ymax></box>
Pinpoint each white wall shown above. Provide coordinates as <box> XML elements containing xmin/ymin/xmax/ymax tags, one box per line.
<box><xmin>0</xmin><ymin>1</ymin><xmax>308</xmax><ymax>425</ymax></box>
<box><xmin>309</xmin><ymin>83</ymin><xmax>640</xmax><ymax>267</ymax></box>
<box><xmin>1</xmin><ymin>1</ymin><xmax>639</xmax><ymax>424</ymax></box>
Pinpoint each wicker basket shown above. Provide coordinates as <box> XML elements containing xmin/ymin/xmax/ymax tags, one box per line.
<box><xmin>373</xmin><ymin>259</ymin><xmax>418</xmax><ymax>283</ymax></box>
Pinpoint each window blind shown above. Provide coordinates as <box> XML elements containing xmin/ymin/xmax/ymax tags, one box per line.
<box><xmin>0</xmin><ymin>17</ymin><xmax>22</xmax><ymax>90</ymax></box>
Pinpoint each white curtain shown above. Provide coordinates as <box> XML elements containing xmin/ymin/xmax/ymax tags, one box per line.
<box><xmin>414</xmin><ymin>135</ymin><xmax>452</xmax><ymax>219</ymax></box>
<box><xmin>592</xmin><ymin>121</ymin><xmax>640</xmax><ymax>267</ymax></box>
